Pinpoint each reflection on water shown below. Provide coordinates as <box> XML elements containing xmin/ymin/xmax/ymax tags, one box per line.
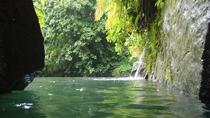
<box><xmin>0</xmin><ymin>77</ymin><xmax>210</xmax><ymax>118</ymax></box>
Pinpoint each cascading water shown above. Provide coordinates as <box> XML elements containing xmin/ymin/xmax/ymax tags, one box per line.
<box><xmin>131</xmin><ymin>50</ymin><xmax>146</xmax><ymax>79</ymax></box>
<box><xmin>134</xmin><ymin>51</ymin><xmax>145</xmax><ymax>78</ymax></box>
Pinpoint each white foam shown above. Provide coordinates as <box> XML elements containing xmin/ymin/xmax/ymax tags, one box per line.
<box><xmin>93</xmin><ymin>77</ymin><xmax>143</xmax><ymax>81</ymax></box>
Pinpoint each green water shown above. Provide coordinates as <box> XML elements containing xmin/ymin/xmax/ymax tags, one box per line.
<box><xmin>0</xmin><ymin>77</ymin><xmax>209</xmax><ymax>118</ymax></box>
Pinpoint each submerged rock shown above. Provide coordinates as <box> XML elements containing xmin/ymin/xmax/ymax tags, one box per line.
<box><xmin>0</xmin><ymin>0</ymin><xmax>44</xmax><ymax>93</ymax></box>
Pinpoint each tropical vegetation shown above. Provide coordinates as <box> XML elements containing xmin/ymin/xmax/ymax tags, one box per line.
<box><xmin>33</xmin><ymin>0</ymin><xmax>164</xmax><ymax>77</ymax></box>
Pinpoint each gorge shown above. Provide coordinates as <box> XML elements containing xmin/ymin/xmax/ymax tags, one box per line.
<box><xmin>0</xmin><ymin>0</ymin><xmax>210</xmax><ymax>109</ymax></box>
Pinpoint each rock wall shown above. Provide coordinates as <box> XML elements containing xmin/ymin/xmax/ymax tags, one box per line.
<box><xmin>0</xmin><ymin>0</ymin><xmax>45</xmax><ymax>93</ymax></box>
<box><xmin>154</xmin><ymin>0</ymin><xmax>210</xmax><ymax>95</ymax></box>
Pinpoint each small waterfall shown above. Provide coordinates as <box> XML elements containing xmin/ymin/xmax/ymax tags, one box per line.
<box><xmin>131</xmin><ymin>50</ymin><xmax>146</xmax><ymax>79</ymax></box>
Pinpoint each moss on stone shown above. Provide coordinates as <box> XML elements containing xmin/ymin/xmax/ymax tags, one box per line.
<box><xmin>144</xmin><ymin>14</ymin><xmax>165</xmax><ymax>76</ymax></box>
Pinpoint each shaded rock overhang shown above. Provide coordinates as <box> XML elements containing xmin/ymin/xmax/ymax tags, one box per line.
<box><xmin>0</xmin><ymin>0</ymin><xmax>45</xmax><ymax>93</ymax></box>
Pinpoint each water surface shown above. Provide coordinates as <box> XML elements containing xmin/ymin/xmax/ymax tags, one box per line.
<box><xmin>0</xmin><ymin>77</ymin><xmax>209</xmax><ymax>118</ymax></box>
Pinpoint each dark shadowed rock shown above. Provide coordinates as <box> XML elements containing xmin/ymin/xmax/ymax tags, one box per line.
<box><xmin>200</xmin><ymin>23</ymin><xmax>210</xmax><ymax>107</ymax></box>
<box><xmin>0</xmin><ymin>0</ymin><xmax>44</xmax><ymax>93</ymax></box>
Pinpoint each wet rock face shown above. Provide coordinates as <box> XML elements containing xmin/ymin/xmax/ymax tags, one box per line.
<box><xmin>0</xmin><ymin>0</ymin><xmax>44</xmax><ymax>93</ymax></box>
<box><xmin>154</xmin><ymin>0</ymin><xmax>210</xmax><ymax>94</ymax></box>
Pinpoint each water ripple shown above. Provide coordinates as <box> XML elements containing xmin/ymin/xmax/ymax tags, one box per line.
<box><xmin>15</xmin><ymin>103</ymin><xmax>33</xmax><ymax>110</ymax></box>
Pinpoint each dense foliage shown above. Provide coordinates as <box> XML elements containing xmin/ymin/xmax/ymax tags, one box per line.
<box><xmin>33</xmin><ymin>0</ymin><xmax>46</xmax><ymax>28</ymax></box>
<box><xmin>33</xmin><ymin>0</ymin><xmax>165</xmax><ymax>77</ymax></box>
<box><xmin>38</xmin><ymin>0</ymin><xmax>123</xmax><ymax>76</ymax></box>
<box><xmin>95</xmin><ymin>0</ymin><xmax>164</xmax><ymax>75</ymax></box>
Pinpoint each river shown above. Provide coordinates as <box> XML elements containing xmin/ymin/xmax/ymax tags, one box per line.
<box><xmin>0</xmin><ymin>77</ymin><xmax>209</xmax><ymax>118</ymax></box>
